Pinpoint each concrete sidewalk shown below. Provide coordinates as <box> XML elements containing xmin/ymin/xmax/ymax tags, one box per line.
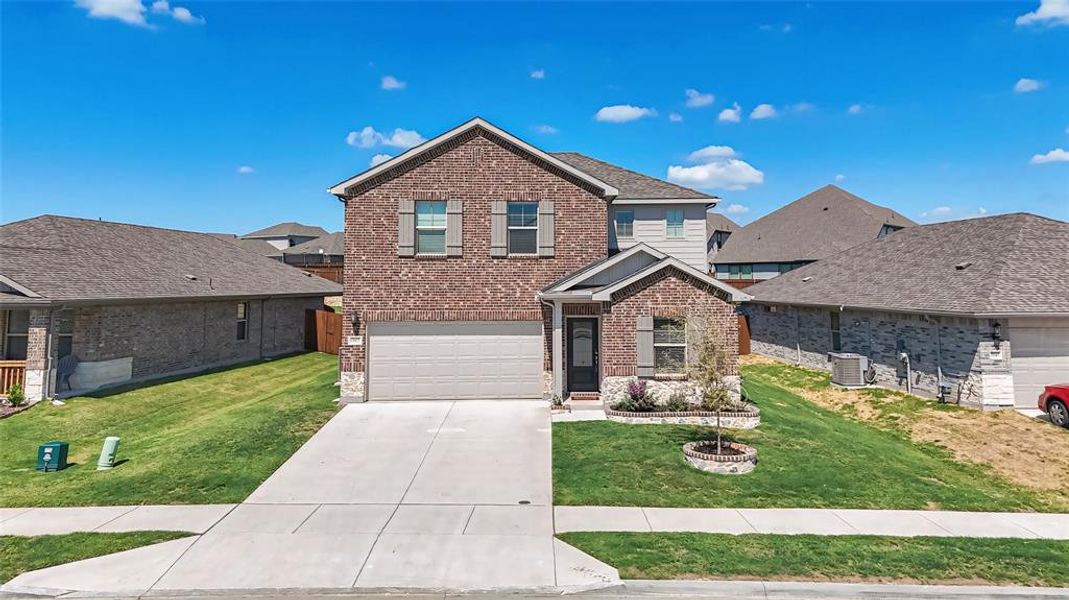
<box><xmin>0</xmin><ymin>504</ymin><xmax>235</xmax><ymax>536</ymax></box>
<box><xmin>555</xmin><ymin>506</ymin><xmax>1069</xmax><ymax>539</ymax></box>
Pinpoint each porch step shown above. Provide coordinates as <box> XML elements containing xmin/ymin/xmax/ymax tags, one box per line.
<box><xmin>566</xmin><ymin>392</ymin><xmax>603</xmax><ymax>411</ymax></box>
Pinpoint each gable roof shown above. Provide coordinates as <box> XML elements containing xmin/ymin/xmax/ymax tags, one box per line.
<box><xmin>551</xmin><ymin>152</ymin><xmax>716</xmax><ymax>201</ymax></box>
<box><xmin>284</xmin><ymin>232</ymin><xmax>345</xmax><ymax>256</ymax></box>
<box><xmin>714</xmin><ymin>185</ymin><xmax>916</xmax><ymax>264</ymax></box>
<box><xmin>328</xmin><ymin>117</ymin><xmax>620</xmax><ymax>198</ymax></box>
<box><xmin>706</xmin><ymin>212</ymin><xmax>739</xmax><ymax>234</ymax></box>
<box><xmin>0</xmin><ymin>215</ymin><xmax>340</xmax><ymax>304</ymax></box>
<box><xmin>746</xmin><ymin>213</ymin><xmax>1069</xmax><ymax>317</ymax></box>
<box><xmin>243</xmin><ymin>222</ymin><xmax>328</xmax><ymax>239</ymax></box>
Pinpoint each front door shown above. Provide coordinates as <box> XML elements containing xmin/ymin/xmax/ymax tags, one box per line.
<box><xmin>567</xmin><ymin>318</ymin><xmax>599</xmax><ymax>392</ymax></box>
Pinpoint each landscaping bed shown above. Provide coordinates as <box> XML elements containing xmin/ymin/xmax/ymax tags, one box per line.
<box><xmin>0</xmin><ymin>352</ymin><xmax>340</xmax><ymax>507</ymax></box>
<box><xmin>554</xmin><ymin>366</ymin><xmax>1068</xmax><ymax>511</ymax></box>
<box><xmin>1</xmin><ymin>531</ymin><xmax>190</xmax><ymax>583</ymax></box>
<box><xmin>559</xmin><ymin>532</ymin><xmax>1069</xmax><ymax>587</ymax></box>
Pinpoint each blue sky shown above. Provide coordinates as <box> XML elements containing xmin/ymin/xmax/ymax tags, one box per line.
<box><xmin>2</xmin><ymin>1</ymin><xmax>1067</xmax><ymax>234</ymax></box>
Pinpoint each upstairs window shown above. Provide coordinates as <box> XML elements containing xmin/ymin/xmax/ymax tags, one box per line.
<box><xmin>665</xmin><ymin>209</ymin><xmax>684</xmax><ymax>238</ymax></box>
<box><xmin>236</xmin><ymin>302</ymin><xmax>249</xmax><ymax>341</ymax></box>
<box><xmin>653</xmin><ymin>317</ymin><xmax>686</xmax><ymax>374</ymax></box>
<box><xmin>615</xmin><ymin>209</ymin><xmax>634</xmax><ymax>239</ymax></box>
<box><xmin>507</xmin><ymin>202</ymin><xmax>538</xmax><ymax>255</ymax></box>
<box><xmin>415</xmin><ymin>201</ymin><xmax>447</xmax><ymax>255</ymax></box>
<box><xmin>729</xmin><ymin>264</ymin><xmax>753</xmax><ymax>280</ymax></box>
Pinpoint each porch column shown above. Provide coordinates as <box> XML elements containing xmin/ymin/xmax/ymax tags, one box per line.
<box><xmin>23</xmin><ymin>308</ymin><xmax>54</xmax><ymax>404</ymax></box>
<box><xmin>552</xmin><ymin>300</ymin><xmax>563</xmax><ymax>399</ymax></box>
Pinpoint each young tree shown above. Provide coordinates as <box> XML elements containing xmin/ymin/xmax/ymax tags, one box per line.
<box><xmin>688</xmin><ymin>323</ymin><xmax>733</xmax><ymax>454</ymax></box>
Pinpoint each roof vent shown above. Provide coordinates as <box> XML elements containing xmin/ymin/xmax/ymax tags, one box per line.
<box><xmin>802</xmin><ymin>276</ymin><xmax>813</xmax><ymax>282</ymax></box>
<box><xmin>184</xmin><ymin>274</ymin><xmax>198</xmax><ymax>281</ymax></box>
<box><xmin>822</xmin><ymin>207</ymin><xmax>829</xmax><ymax>211</ymax></box>
<box><xmin>954</xmin><ymin>261</ymin><xmax>972</xmax><ymax>271</ymax></box>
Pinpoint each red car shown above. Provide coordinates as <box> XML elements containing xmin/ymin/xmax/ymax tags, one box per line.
<box><xmin>1039</xmin><ymin>384</ymin><xmax>1069</xmax><ymax>428</ymax></box>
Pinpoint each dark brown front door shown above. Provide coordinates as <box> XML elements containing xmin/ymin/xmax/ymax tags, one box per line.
<box><xmin>567</xmin><ymin>318</ymin><xmax>599</xmax><ymax>392</ymax></box>
<box><xmin>738</xmin><ymin>314</ymin><xmax>751</xmax><ymax>355</ymax></box>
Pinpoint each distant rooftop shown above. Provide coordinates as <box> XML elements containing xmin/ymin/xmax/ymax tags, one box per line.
<box><xmin>243</xmin><ymin>222</ymin><xmax>328</xmax><ymax>239</ymax></box>
<box><xmin>552</xmin><ymin>152</ymin><xmax>717</xmax><ymax>201</ymax></box>
<box><xmin>284</xmin><ymin>232</ymin><xmax>344</xmax><ymax>256</ymax></box>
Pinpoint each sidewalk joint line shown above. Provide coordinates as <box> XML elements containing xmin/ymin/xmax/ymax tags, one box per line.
<box><xmin>917</xmin><ymin>511</ymin><xmax>956</xmax><ymax>536</ymax></box>
<box><xmin>291</xmin><ymin>503</ymin><xmax>324</xmax><ymax>534</ymax></box>
<box><xmin>90</xmin><ymin>505</ymin><xmax>140</xmax><ymax>532</ymax></box>
<box><xmin>461</xmin><ymin>504</ymin><xmax>477</xmax><ymax>535</ymax></box>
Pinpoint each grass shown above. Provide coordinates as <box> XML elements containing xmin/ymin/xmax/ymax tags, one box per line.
<box><xmin>0</xmin><ymin>352</ymin><xmax>340</xmax><ymax>507</ymax></box>
<box><xmin>1</xmin><ymin>531</ymin><xmax>190</xmax><ymax>583</ymax></box>
<box><xmin>554</xmin><ymin>363</ymin><xmax>1067</xmax><ymax>511</ymax></box>
<box><xmin>559</xmin><ymin>532</ymin><xmax>1069</xmax><ymax>586</ymax></box>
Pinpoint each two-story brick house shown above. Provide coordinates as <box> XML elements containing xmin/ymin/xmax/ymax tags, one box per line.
<box><xmin>330</xmin><ymin>118</ymin><xmax>750</xmax><ymax>403</ymax></box>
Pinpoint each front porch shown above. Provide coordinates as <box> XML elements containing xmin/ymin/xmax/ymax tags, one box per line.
<box><xmin>0</xmin><ymin>306</ymin><xmax>72</xmax><ymax>404</ymax></box>
<box><xmin>0</xmin><ymin>360</ymin><xmax>26</xmax><ymax>398</ymax></box>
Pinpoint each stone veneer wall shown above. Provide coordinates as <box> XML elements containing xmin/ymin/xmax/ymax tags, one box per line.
<box><xmin>744</xmin><ymin>304</ymin><xmax>1013</xmax><ymax>409</ymax></box>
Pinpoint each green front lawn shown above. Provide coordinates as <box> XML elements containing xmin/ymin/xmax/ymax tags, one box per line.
<box><xmin>0</xmin><ymin>353</ymin><xmax>339</xmax><ymax>507</ymax></box>
<box><xmin>554</xmin><ymin>365</ymin><xmax>1066</xmax><ymax>511</ymax></box>
<box><xmin>560</xmin><ymin>532</ymin><xmax>1069</xmax><ymax>586</ymax></box>
<box><xmin>1</xmin><ymin>531</ymin><xmax>190</xmax><ymax>583</ymax></box>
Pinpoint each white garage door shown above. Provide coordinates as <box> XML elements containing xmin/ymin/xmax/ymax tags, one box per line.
<box><xmin>367</xmin><ymin>321</ymin><xmax>543</xmax><ymax>401</ymax></box>
<box><xmin>1009</xmin><ymin>319</ymin><xmax>1069</xmax><ymax>408</ymax></box>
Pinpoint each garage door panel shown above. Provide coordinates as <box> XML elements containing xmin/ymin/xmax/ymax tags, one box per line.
<box><xmin>1009</xmin><ymin>324</ymin><xmax>1069</xmax><ymax>408</ymax></box>
<box><xmin>368</xmin><ymin>321</ymin><xmax>543</xmax><ymax>401</ymax></box>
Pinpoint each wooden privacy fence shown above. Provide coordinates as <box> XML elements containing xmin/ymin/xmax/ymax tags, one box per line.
<box><xmin>738</xmin><ymin>315</ymin><xmax>751</xmax><ymax>355</ymax></box>
<box><xmin>306</xmin><ymin>309</ymin><xmax>342</xmax><ymax>355</ymax></box>
<box><xmin>0</xmin><ymin>360</ymin><xmax>26</xmax><ymax>396</ymax></box>
<box><xmin>301</xmin><ymin>265</ymin><xmax>343</xmax><ymax>284</ymax></box>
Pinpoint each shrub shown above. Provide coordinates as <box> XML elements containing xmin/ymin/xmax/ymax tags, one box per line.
<box><xmin>6</xmin><ymin>383</ymin><xmax>24</xmax><ymax>407</ymax></box>
<box><xmin>612</xmin><ymin>379</ymin><xmax>658</xmax><ymax>412</ymax></box>
<box><xmin>664</xmin><ymin>390</ymin><xmax>691</xmax><ymax>412</ymax></box>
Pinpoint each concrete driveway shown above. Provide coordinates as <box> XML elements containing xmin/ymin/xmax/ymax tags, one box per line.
<box><xmin>6</xmin><ymin>401</ymin><xmax>616</xmax><ymax>594</ymax></box>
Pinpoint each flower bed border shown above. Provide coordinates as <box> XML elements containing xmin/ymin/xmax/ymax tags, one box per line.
<box><xmin>604</xmin><ymin>402</ymin><xmax>760</xmax><ymax>429</ymax></box>
<box><xmin>682</xmin><ymin>440</ymin><xmax>758</xmax><ymax>475</ymax></box>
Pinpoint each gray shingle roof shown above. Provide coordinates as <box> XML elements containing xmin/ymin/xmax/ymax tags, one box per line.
<box><xmin>284</xmin><ymin>232</ymin><xmax>345</xmax><ymax>257</ymax></box>
<box><xmin>714</xmin><ymin>185</ymin><xmax>916</xmax><ymax>264</ymax></box>
<box><xmin>746</xmin><ymin>213</ymin><xmax>1069</xmax><ymax>316</ymax></box>
<box><xmin>551</xmin><ymin>152</ymin><xmax>716</xmax><ymax>201</ymax></box>
<box><xmin>0</xmin><ymin>215</ymin><xmax>340</xmax><ymax>303</ymax></box>
<box><xmin>209</xmin><ymin>233</ymin><xmax>284</xmax><ymax>258</ymax></box>
<box><xmin>243</xmin><ymin>222</ymin><xmax>328</xmax><ymax>239</ymax></box>
<box><xmin>706</xmin><ymin>212</ymin><xmax>739</xmax><ymax>234</ymax></box>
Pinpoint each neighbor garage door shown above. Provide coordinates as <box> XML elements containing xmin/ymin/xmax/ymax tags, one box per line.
<box><xmin>1009</xmin><ymin>318</ymin><xmax>1069</xmax><ymax>408</ymax></box>
<box><xmin>367</xmin><ymin>321</ymin><xmax>543</xmax><ymax>401</ymax></box>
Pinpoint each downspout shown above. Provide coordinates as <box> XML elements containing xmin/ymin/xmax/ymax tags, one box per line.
<box><xmin>258</xmin><ymin>297</ymin><xmax>271</xmax><ymax>359</ymax></box>
<box><xmin>44</xmin><ymin>307</ymin><xmax>55</xmax><ymax>400</ymax></box>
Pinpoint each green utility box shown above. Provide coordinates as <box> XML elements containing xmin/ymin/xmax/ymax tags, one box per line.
<box><xmin>37</xmin><ymin>441</ymin><xmax>69</xmax><ymax>472</ymax></box>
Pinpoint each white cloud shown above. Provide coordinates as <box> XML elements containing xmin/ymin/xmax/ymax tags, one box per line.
<box><xmin>369</xmin><ymin>153</ymin><xmax>393</xmax><ymax>167</ymax></box>
<box><xmin>668</xmin><ymin>113</ymin><xmax>683</xmax><ymax>122</ymax></box>
<box><xmin>381</xmin><ymin>75</ymin><xmax>406</xmax><ymax>91</ymax></box>
<box><xmin>790</xmin><ymin>102</ymin><xmax>815</xmax><ymax>113</ymax></box>
<box><xmin>684</xmin><ymin>88</ymin><xmax>714</xmax><ymax>108</ymax></box>
<box><xmin>150</xmin><ymin>0</ymin><xmax>203</xmax><ymax>24</ymax></box>
<box><xmin>530</xmin><ymin>68</ymin><xmax>545</xmax><ymax>80</ymax></box>
<box><xmin>847</xmin><ymin>103</ymin><xmax>865</xmax><ymax>115</ymax></box>
<box><xmin>1030</xmin><ymin>148</ymin><xmax>1069</xmax><ymax>164</ymax></box>
<box><xmin>718</xmin><ymin>102</ymin><xmax>741</xmax><ymax>123</ymax></box>
<box><xmin>534</xmin><ymin>124</ymin><xmax>558</xmax><ymax>134</ymax></box>
<box><xmin>687</xmin><ymin>145</ymin><xmax>737</xmax><ymax>162</ymax></box>
<box><xmin>345</xmin><ymin>126</ymin><xmax>425</xmax><ymax>149</ymax></box>
<box><xmin>722</xmin><ymin>203</ymin><xmax>750</xmax><ymax>214</ymax></box>
<box><xmin>76</xmin><ymin>0</ymin><xmax>149</xmax><ymax>26</ymax></box>
<box><xmin>920</xmin><ymin>205</ymin><xmax>993</xmax><ymax>222</ymax></box>
<box><xmin>759</xmin><ymin>23</ymin><xmax>793</xmax><ymax>33</ymax></box>
<box><xmin>979</xmin><ymin>206</ymin><xmax>988</xmax><ymax>215</ymax></box>
<box><xmin>1014</xmin><ymin>78</ymin><xmax>1045</xmax><ymax>93</ymax></box>
<box><xmin>921</xmin><ymin>206</ymin><xmax>953</xmax><ymax>218</ymax></box>
<box><xmin>595</xmin><ymin>105</ymin><xmax>657</xmax><ymax>123</ymax></box>
<box><xmin>236</xmin><ymin>165</ymin><xmax>255</xmax><ymax>175</ymax></box>
<box><xmin>835</xmin><ymin>174</ymin><xmax>846</xmax><ymax>182</ymax></box>
<box><xmin>1016</xmin><ymin>0</ymin><xmax>1069</xmax><ymax>26</ymax></box>
<box><xmin>749</xmin><ymin>104</ymin><xmax>777</xmax><ymax>120</ymax></box>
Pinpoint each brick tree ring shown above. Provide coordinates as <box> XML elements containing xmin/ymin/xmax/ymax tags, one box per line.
<box><xmin>682</xmin><ymin>440</ymin><xmax>758</xmax><ymax>475</ymax></box>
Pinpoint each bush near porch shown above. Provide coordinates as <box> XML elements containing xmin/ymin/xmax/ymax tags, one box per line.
<box><xmin>554</xmin><ymin>360</ymin><xmax>1069</xmax><ymax>512</ymax></box>
<box><xmin>0</xmin><ymin>353</ymin><xmax>339</xmax><ymax>507</ymax></box>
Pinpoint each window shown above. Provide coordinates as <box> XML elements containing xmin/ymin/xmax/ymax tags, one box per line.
<box><xmin>507</xmin><ymin>202</ymin><xmax>538</xmax><ymax>254</ymax></box>
<box><xmin>665</xmin><ymin>209</ymin><xmax>684</xmax><ymax>238</ymax></box>
<box><xmin>4</xmin><ymin>310</ymin><xmax>28</xmax><ymax>360</ymax></box>
<box><xmin>653</xmin><ymin>317</ymin><xmax>686</xmax><ymax>374</ymax></box>
<box><xmin>778</xmin><ymin>262</ymin><xmax>796</xmax><ymax>273</ymax></box>
<box><xmin>615</xmin><ymin>209</ymin><xmax>634</xmax><ymax>239</ymax></box>
<box><xmin>236</xmin><ymin>302</ymin><xmax>249</xmax><ymax>341</ymax></box>
<box><xmin>729</xmin><ymin>264</ymin><xmax>753</xmax><ymax>280</ymax></box>
<box><xmin>415</xmin><ymin>201</ymin><xmax>447</xmax><ymax>254</ymax></box>
<box><xmin>830</xmin><ymin>312</ymin><xmax>842</xmax><ymax>352</ymax></box>
<box><xmin>878</xmin><ymin>224</ymin><xmax>903</xmax><ymax>238</ymax></box>
<box><xmin>55</xmin><ymin>311</ymin><xmax>73</xmax><ymax>359</ymax></box>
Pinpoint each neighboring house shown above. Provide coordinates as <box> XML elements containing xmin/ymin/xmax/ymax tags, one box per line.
<box><xmin>242</xmin><ymin>222</ymin><xmax>328</xmax><ymax>250</ymax></box>
<box><xmin>705</xmin><ymin>212</ymin><xmax>738</xmax><ymax>269</ymax></box>
<box><xmin>744</xmin><ymin>213</ymin><xmax>1069</xmax><ymax>410</ymax></box>
<box><xmin>283</xmin><ymin>232</ymin><xmax>345</xmax><ymax>266</ymax></box>
<box><xmin>211</xmin><ymin>233</ymin><xmax>284</xmax><ymax>261</ymax></box>
<box><xmin>328</xmin><ymin>117</ymin><xmax>750</xmax><ymax>402</ymax></box>
<box><xmin>0</xmin><ymin>215</ymin><xmax>341</xmax><ymax>404</ymax></box>
<box><xmin>713</xmin><ymin>185</ymin><xmax>915</xmax><ymax>287</ymax></box>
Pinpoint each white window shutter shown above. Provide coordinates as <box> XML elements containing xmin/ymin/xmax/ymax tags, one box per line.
<box><xmin>537</xmin><ymin>200</ymin><xmax>555</xmax><ymax>257</ymax></box>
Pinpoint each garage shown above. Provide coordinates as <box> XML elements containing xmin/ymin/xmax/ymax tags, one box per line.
<box><xmin>367</xmin><ymin>321</ymin><xmax>544</xmax><ymax>401</ymax></box>
<box><xmin>1009</xmin><ymin>318</ymin><xmax>1069</xmax><ymax>408</ymax></box>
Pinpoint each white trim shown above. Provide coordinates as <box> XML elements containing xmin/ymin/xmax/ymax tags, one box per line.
<box><xmin>612</xmin><ymin>198</ymin><xmax>718</xmax><ymax>206</ymax></box>
<box><xmin>0</xmin><ymin>275</ymin><xmax>42</xmax><ymax>298</ymax></box>
<box><xmin>545</xmin><ymin>243</ymin><xmax>667</xmax><ymax>293</ymax></box>
<box><xmin>591</xmin><ymin>256</ymin><xmax>752</xmax><ymax>303</ymax></box>
<box><xmin>328</xmin><ymin>117</ymin><xmax>620</xmax><ymax>198</ymax></box>
<box><xmin>552</xmin><ymin>301</ymin><xmax>563</xmax><ymax>398</ymax></box>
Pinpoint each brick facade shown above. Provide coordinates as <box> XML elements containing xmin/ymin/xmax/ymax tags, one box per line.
<box><xmin>340</xmin><ymin>131</ymin><xmax>608</xmax><ymax>380</ymax></box>
<box><xmin>744</xmin><ymin>303</ymin><xmax>1012</xmax><ymax>408</ymax></box>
